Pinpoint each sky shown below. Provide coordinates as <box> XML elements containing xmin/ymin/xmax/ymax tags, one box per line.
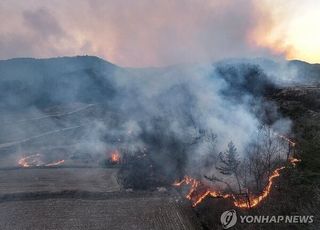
<box><xmin>0</xmin><ymin>0</ymin><xmax>319</xmax><ymax>67</ymax></box>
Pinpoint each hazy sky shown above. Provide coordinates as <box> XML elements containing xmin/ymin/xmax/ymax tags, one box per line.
<box><xmin>0</xmin><ymin>0</ymin><xmax>319</xmax><ymax>67</ymax></box>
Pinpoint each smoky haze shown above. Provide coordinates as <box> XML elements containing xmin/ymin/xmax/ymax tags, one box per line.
<box><xmin>0</xmin><ymin>56</ymin><xmax>307</xmax><ymax>186</ymax></box>
<box><xmin>0</xmin><ymin>0</ymin><xmax>282</xmax><ymax>67</ymax></box>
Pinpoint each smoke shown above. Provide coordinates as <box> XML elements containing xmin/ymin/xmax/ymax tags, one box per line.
<box><xmin>0</xmin><ymin>0</ymin><xmax>283</xmax><ymax>67</ymax></box>
<box><xmin>109</xmin><ymin>60</ymin><xmax>297</xmax><ymax>185</ymax></box>
<box><xmin>0</xmin><ymin>56</ymin><xmax>303</xmax><ymax>187</ymax></box>
<box><xmin>113</xmin><ymin>64</ymin><xmax>263</xmax><ymax>153</ymax></box>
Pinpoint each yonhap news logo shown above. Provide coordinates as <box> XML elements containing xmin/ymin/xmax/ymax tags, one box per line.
<box><xmin>220</xmin><ymin>210</ymin><xmax>237</xmax><ymax>229</ymax></box>
<box><xmin>220</xmin><ymin>210</ymin><xmax>314</xmax><ymax>229</ymax></box>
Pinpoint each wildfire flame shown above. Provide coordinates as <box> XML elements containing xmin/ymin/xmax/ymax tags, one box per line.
<box><xmin>174</xmin><ymin>136</ymin><xmax>300</xmax><ymax>209</ymax></box>
<box><xmin>45</xmin><ymin>160</ymin><xmax>65</xmax><ymax>167</ymax></box>
<box><xmin>18</xmin><ymin>154</ymin><xmax>65</xmax><ymax>168</ymax></box>
<box><xmin>173</xmin><ymin>176</ymin><xmax>233</xmax><ymax>207</ymax></box>
<box><xmin>233</xmin><ymin>166</ymin><xmax>285</xmax><ymax>208</ymax></box>
<box><xmin>18</xmin><ymin>154</ymin><xmax>42</xmax><ymax>167</ymax></box>
<box><xmin>174</xmin><ymin>163</ymin><xmax>296</xmax><ymax>208</ymax></box>
<box><xmin>111</xmin><ymin>150</ymin><xmax>121</xmax><ymax>163</ymax></box>
<box><xmin>289</xmin><ymin>157</ymin><xmax>301</xmax><ymax>166</ymax></box>
<box><xmin>276</xmin><ymin>134</ymin><xmax>296</xmax><ymax>147</ymax></box>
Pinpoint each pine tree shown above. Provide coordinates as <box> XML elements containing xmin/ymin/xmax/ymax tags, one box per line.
<box><xmin>216</xmin><ymin>141</ymin><xmax>242</xmax><ymax>193</ymax></box>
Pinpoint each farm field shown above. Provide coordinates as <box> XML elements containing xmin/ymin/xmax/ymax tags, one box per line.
<box><xmin>0</xmin><ymin>168</ymin><xmax>200</xmax><ymax>229</ymax></box>
<box><xmin>0</xmin><ymin>168</ymin><xmax>120</xmax><ymax>194</ymax></box>
<box><xmin>0</xmin><ymin>196</ymin><xmax>198</xmax><ymax>230</ymax></box>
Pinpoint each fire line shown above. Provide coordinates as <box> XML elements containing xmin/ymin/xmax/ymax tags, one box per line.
<box><xmin>18</xmin><ymin>154</ymin><xmax>65</xmax><ymax>168</ymax></box>
<box><xmin>174</xmin><ymin>136</ymin><xmax>300</xmax><ymax>209</ymax></box>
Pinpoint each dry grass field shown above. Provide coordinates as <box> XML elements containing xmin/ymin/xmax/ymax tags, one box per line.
<box><xmin>0</xmin><ymin>168</ymin><xmax>120</xmax><ymax>194</ymax></box>
<box><xmin>0</xmin><ymin>196</ymin><xmax>198</xmax><ymax>230</ymax></box>
<box><xmin>0</xmin><ymin>168</ymin><xmax>200</xmax><ymax>230</ymax></box>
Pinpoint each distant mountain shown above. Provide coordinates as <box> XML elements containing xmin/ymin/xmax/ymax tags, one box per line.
<box><xmin>0</xmin><ymin>56</ymin><xmax>121</xmax><ymax>109</ymax></box>
<box><xmin>288</xmin><ymin>60</ymin><xmax>320</xmax><ymax>83</ymax></box>
<box><xmin>0</xmin><ymin>55</ymin><xmax>319</xmax><ymax>111</ymax></box>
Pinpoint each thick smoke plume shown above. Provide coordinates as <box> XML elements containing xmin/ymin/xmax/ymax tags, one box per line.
<box><xmin>0</xmin><ymin>56</ymin><xmax>300</xmax><ymax>188</ymax></box>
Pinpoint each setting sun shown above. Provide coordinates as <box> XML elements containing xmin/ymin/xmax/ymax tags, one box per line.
<box><xmin>254</xmin><ymin>0</ymin><xmax>320</xmax><ymax>63</ymax></box>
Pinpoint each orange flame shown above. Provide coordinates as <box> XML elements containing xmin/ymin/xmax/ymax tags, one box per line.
<box><xmin>45</xmin><ymin>160</ymin><xmax>65</xmax><ymax>167</ymax></box>
<box><xmin>18</xmin><ymin>157</ymin><xmax>30</xmax><ymax>167</ymax></box>
<box><xmin>233</xmin><ymin>166</ymin><xmax>285</xmax><ymax>208</ymax></box>
<box><xmin>18</xmin><ymin>154</ymin><xmax>42</xmax><ymax>167</ymax></box>
<box><xmin>18</xmin><ymin>154</ymin><xmax>65</xmax><ymax>167</ymax></box>
<box><xmin>289</xmin><ymin>157</ymin><xmax>301</xmax><ymax>166</ymax></box>
<box><xmin>276</xmin><ymin>134</ymin><xmax>296</xmax><ymax>147</ymax></box>
<box><xmin>111</xmin><ymin>150</ymin><xmax>121</xmax><ymax>163</ymax></box>
<box><xmin>173</xmin><ymin>176</ymin><xmax>233</xmax><ymax>207</ymax></box>
<box><xmin>174</xmin><ymin>135</ymin><xmax>300</xmax><ymax>209</ymax></box>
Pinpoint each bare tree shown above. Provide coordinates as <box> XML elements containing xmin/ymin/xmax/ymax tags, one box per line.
<box><xmin>246</xmin><ymin>142</ymin><xmax>265</xmax><ymax>191</ymax></box>
<box><xmin>259</xmin><ymin>125</ymin><xmax>284</xmax><ymax>178</ymax></box>
<box><xmin>202</xmin><ymin>130</ymin><xmax>218</xmax><ymax>168</ymax></box>
<box><xmin>242</xmin><ymin>125</ymin><xmax>286</xmax><ymax>193</ymax></box>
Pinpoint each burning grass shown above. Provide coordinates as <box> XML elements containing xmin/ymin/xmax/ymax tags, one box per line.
<box><xmin>173</xmin><ymin>157</ymin><xmax>301</xmax><ymax>209</ymax></box>
<box><xmin>18</xmin><ymin>154</ymin><xmax>65</xmax><ymax>168</ymax></box>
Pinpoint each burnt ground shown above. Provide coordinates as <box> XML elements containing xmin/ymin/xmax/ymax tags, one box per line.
<box><xmin>0</xmin><ymin>168</ymin><xmax>201</xmax><ymax>230</ymax></box>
